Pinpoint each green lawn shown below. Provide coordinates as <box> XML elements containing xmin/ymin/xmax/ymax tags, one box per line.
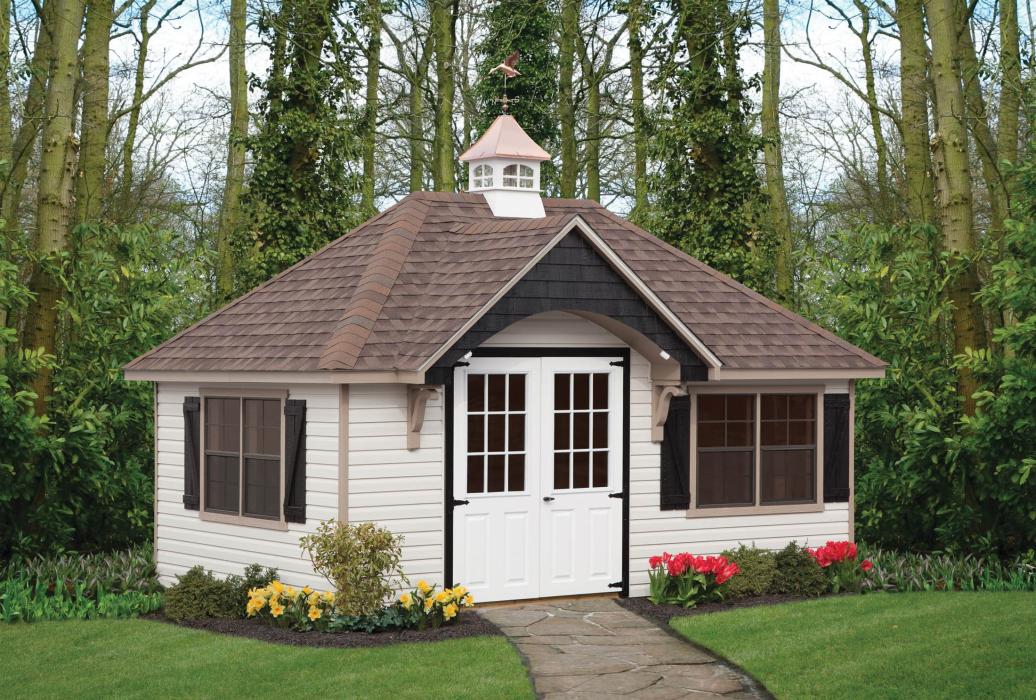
<box><xmin>0</xmin><ymin>619</ymin><xmax>533</xmax><ymax>699</ymax></box>
<box><xmin>671</xmin><ymin>592</ymin><xmax>1036</xmax><ymax>699</ymax></box>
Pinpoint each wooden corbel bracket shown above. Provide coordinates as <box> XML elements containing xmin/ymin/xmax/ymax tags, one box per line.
<box><xmin>407</xmin><ymin>385</ymin><xmax>441</xmax><ymax>450</ymax></box>
<box><xmin>651</xmin><ymin>382</ymin><xmax>687</xmax><ymax>443</ymax></box>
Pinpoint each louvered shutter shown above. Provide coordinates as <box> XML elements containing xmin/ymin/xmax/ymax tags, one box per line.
<box><xmin>182</xmin><ymin>397</ymin><xmax>201</xmax><ymax>510</ymax></box>
<box><xmin>823</xmin><ymin>394</ymin><xmax>851</xmax><ymax>502</ymax></box>
<box><xmin>283</xmin><ymin>399</ymin><xmax>307</xmax><ymax>523</ymax></box>
<box><xmin>660</xmin><ymin>395</ymin><xmax>691</xmax><ymax>510</ymax></box>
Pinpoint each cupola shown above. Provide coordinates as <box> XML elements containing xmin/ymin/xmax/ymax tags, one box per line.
<box><xmin>460</xmin><ymin>115</ymin><xmax>550</xmax><ymax>218</ymax></box>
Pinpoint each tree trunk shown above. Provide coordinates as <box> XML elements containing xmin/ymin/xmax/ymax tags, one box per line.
<box><xmin>75</xmin><ymin>0</ymin><xmax>113</xmax><ymax>226</ymax></box>
<box><xmin>996</xmin><ymin>0</ymin><xmax>1021</xmax><ymax>214</ymax></box>
<box><xmin>22</xmin><ymin>0</ymin><xmax>85</xmax><ymax>415</ymax></box>
<box><xmin>926</xmin><ymin>0</ymin><xmax>988</xmax><ymax>415</ymax></box>
<box><xmin>215</xmin><ymin>0</ymin><xmax>247</xmax><ymax>300</ymax></box>
<box><xmin>854</xmin><ymin>0</ymin><xmax>890</xmax><ymax>212</ymax></box>
<box><xmin>558</xmin><ymin>0</ymin><xmax>578</xmax><ymax>198</ymax></box>
<box><xmin>359</xmin><ymin>0</ymin><xmax>381</xmax><ymax>215</ymax></box>
<box><xmin>895</xmin><ymin>0</ymin><xmax>935</xmax><ymax>223</ymax></box>
<box><xmin>409</xmin><ymin>31</ymin><xmax>433</xmax><ymax>193</ymax></box>
<box><xmin>431</xmin><ymin>0</ymin><xmax>456</xmax><ymax>191</ymax></box>
<box><xmin>2</xmin><ymin>1</ymin><xmax>54</xmax><ymax>240</ymax></box>
<box><xmin>762</xmin><ymin>0</ymin><xmax>793</xmax><ymax>302</ymax></box>
<box><xmin>577</xmin><ymin>34</ymin><xmax>600</xmax><ymax>202</ymax></box>
<box><xmin>628</xmin><ymin>0</ymin><xmax>648</xmax><ymax>221</ymax></box>
<box><xmin>117</xmin><ymin>0</ymin><xmax>157</xmax><ymax>220</ymax></box>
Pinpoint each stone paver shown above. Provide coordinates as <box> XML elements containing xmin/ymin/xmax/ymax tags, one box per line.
<box><xmin>480</xmin><ymin>599</ymin><xmax>767</xmax><ymax>699</ymax></box>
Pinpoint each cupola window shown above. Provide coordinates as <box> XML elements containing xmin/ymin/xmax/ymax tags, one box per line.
<box><xmin>503</xmin><ymin>163</ymin><xmax>535</xmax><ymax>189</ymax></box>
<box><xmin>473</xmin><ymin>163</ymin><xmax>494</xmax><ymax>189</ymax></box>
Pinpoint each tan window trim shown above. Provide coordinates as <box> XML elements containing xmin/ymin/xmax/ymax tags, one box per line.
<box><xmin>198</xmin><ymin>387</ymin><xmax>290</xmax><ymax>530</ymax></box>
<box><xmin>686</xmin><ymin>384</ymin><xmax>825</xmax><ymax>518</ymax></box>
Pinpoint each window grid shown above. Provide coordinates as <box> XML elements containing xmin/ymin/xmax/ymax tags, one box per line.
<box><xmin>502</xmin><ymin>163</ymin><xmax>535</xmax><ymax>189</ymax></box>
<box><xmin>553</xmin><ymin>372</ymin><xmax>609</xmax><ymax>491</ymax></box>
<box><xmin>473</xmin><ymin>163</ymin><xmax>493</xmax><ymax>189</ymax></box>
<box><xmin>466</xmin><ymin>373</ymin><xmax>526</xmax><ymax>494</ymax></box>
<box><xmin>204</xmin><ymin>396</ymin><xmax>281</xmax><ymax>520</ymax></box>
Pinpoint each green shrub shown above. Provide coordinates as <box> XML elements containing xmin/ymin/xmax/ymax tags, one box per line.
<box><xmin>0</xmin><ymin>575</ymin><xmax>162</xmax><ymax>622</ymax></box>
<box><xmin>721</xmin><ymin>545</ymin><xmax>777</xmax><ymax>598</ymax></box>
<box><xmin>771</xmin><ymin>542</ymin><xmax>828</xmax><ymax>596</ymax></box>
<box><xmin>299</xmin><ymin>520</ymin><xmax>405</xmax><ymax>616</ymax></box>
<box><xmin>3</xmin><ymin>546</ymin><xmax>160</xmax><ymax>598</ymax></box>
<box><xmin>163</xmin><ymin>566</ymin><xmax>243</xmax><ymax>622</ymax></box>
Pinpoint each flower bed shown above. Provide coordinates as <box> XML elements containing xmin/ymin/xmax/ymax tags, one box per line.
<box><xmin>647</xmin><ymin>552</ymin><xmax>740</xmax><ymax>607</ymax></box>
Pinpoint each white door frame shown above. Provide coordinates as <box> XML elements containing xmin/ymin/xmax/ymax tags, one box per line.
<box><xmin>447</xmin><ymin>348</ymin><xmax>630</xmax><ymax>602</ymax></box>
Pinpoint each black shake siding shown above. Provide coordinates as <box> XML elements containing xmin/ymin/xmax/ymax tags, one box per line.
<box><xmin>427</xmin><ymin>229</ymin><xmax>708</xmax><ymax>383</ymax></box>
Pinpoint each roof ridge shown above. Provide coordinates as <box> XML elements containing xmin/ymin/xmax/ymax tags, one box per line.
<box><xmin>593</xmin><ymin>207</ymin><xmax>886</xmax><ymax>368</ymax></box>
<box><xmin>123</xmin><ymin>198</ymin><xmax>408</xmax><ymax>371</ymax></box>
<box><xmin>318</xmin><ymin>198</ymin><xmax>432</xmax><ymax>370</ymax></box>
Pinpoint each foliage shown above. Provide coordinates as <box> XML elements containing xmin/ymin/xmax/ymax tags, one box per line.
<box><xmin>237</xmin><ymin>0</ymin><xmax>364</xmax><ymax>291</ymax></box>
<box><xmin>720</xmin><ymin>545</ymin><xmax>777</xmax><ymax>598</ymax></box>
<box><xmin>647</xmin><ymin>552</ymin><xmax>739</xmax><ymax>607</ymax></box>
<box><xmin>0</xmin><ymin>224</ymin><xmax>207</xmax><ymax>561</ymax></box>
<box><xmin>162</xmin><ymin>565</ymin><xmax>262</xmax><ymax>622</ymax></box>
<box><xmin>0</xmin><ymin>575</ymin><xmax>162</xmax><ymax>622</ymax></box>
<box><xmin>299</xmin><ymin>520</ymin><xmax>406</xmax><ymax>616</ymax></box>
<box><xmin>393</xmin><ymin>580</ymin><xmax>474</xmax><ymax>630</ymax></box>
<box><xmin>0</xmin><ymin>620</ymin><xmax>536</xmax><ymax>699</ymax></box>
<box><xmin>647</xmin><ymin>0</ymin><xmax>770</xmax><ymax>289</ymax></box>
<box><xmin>770</xmin><ymin>542</ymin><xmax>828</xmax><ymax>596</ymax></box>
<box><xmin>861</xmin><ymin>548</ymin><xmax>1036</xmax><ymax>592</ymax></box>
<box><xmin>471</xmin><ymin>1</ymin><xmax>559</xmax><ymax>192</ymax></box>
<box><xmin>2</xmin><ymin>546</ymin><xmax>160</xmax><ymax>598</ymax></box>
<box><xmin>807</xmin><ymin>541</ymin><xmax>872</xmax><ymax>593</ymax></box>
<box><xmin>671</xmin><ymin>593</ymin><xmax>1036</xmax><ymax>699</ymax></box>
<box><xmin>246</xmin><ymin>580</ymin><xmax>336</xmax><ymax>631</ymax></box>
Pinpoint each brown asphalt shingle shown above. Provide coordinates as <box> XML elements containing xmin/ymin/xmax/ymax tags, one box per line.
<box><xmin>125</xmin><ymin>192</ymin><xmax>884</xmax><ymax>374</ymax></box>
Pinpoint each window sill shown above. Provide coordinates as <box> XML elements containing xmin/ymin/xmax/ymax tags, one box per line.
<box><xmin>199</xmin><ymin>509</ymin><xmax>289</xmax><ymax>531</ymax></box>
<box><xmin>685</xmin><ymin>501</ymin><xmax>825</xmax><ymax>518</ymax></box>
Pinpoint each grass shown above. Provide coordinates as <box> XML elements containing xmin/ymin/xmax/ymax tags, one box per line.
<box><xmin>0</xmin><ymin>619</ymin><xmax>534</xmax><ymax>699</ymax></box>
<box><xmin>671</xmin><ymin>592</ymin><xmax>1036</xmax><ymax>699</ymax></box>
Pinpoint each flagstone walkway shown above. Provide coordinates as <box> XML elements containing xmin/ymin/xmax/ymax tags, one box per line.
<box><xmin>479</xmin><ymin>598</ymin><xmax>767</xmax><ymax>700</ymax></box>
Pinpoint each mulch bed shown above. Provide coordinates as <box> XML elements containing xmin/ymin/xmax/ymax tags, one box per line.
<box><xmin>144</xmin><ymin>611</ymin><xmax>503</xmax><ymax>648</ymax></box>
<box><xmin>617</xmin><ymin>593</ymin><xmax>816</xmax><ymax>628</ymax></box>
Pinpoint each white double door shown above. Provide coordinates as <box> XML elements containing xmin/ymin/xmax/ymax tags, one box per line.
<box><xmin>453</xmin><ymin>356</ymin><xmax>623</xmax><ymax>602</ymax></box>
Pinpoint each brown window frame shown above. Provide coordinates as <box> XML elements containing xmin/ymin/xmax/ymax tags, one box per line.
<box><xmin>687</xmin><ymin>385</ymin><xmax>824</xmax><ymax>518</ymax></box>
<box><xmin>199</xmin><ymin>388</ymin><xmax>289</xmax><ymax>530</ymax></box>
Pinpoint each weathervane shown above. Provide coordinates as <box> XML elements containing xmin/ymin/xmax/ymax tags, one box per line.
<box><xmin>489</xmin><ymin>50</ymin><xmax>521</xmax><ymax>113</ymax></box>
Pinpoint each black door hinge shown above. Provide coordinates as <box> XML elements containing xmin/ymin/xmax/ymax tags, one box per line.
<box><xmin>608</xmin><ymin>491</ymin><xmax>624</xmax><ymax>499</ymax></box>
<box><xmin>608</xmin><ymin>581</ymin><xmax>623</xmax><ymax>589</ymax></box>
<box><xmin>609</xmin><ymin>360</ymin><xmax>625</xmax><ymax>367</ymax></box>
<box><xmin>454</xmin><ymin>361</ymin><xmax>470</xmax><ymax>367</ymax></box>
<box><xmin>451</xmin><ymin>499</ymin><xmax>470</xmax><ymax>507</ymax></box>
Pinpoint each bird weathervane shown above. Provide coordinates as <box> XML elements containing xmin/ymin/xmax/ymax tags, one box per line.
<box><xmin>489</xmin><ymin>50</ymin><xmax>521</xmax><ymax>113</ymax></box>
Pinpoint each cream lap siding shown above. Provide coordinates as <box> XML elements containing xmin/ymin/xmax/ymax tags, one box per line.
<box><xmin>481</xmin><ymin>312</ymin><xmax>851</xmax><ymax>599</ymax></box>
<box><xmin>154</xmin><ymin>382</ymin><xmax>339</xmax><ymax>589</ymax></box>
<box><xmin>348</xmin><ymin>384</ymin><xmax>444</xmax><ymax>589</ymax></box>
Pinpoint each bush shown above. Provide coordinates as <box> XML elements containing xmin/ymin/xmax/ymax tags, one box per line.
<box><xmin>646</xmin><ymin>552</ymin><xmax>740</xmax><ymax>608</ymax></box>
<box><xmin>2</xmin><ymin>546</ymin><xmax>161</xmax><ymax>598</ymax></box>
<box><xmin>771</xmin><ymin>542</ymin><xmax>828</xmax><ymax>596</ymax></box>
<box><xmin>299</xmin><ymin>520</ymin><xmax>405</xmax><ymax>616</ymax></box>
<box><xmin>721</xmin><ymin>545</ymin><xmax>777</xmax><ymax>598</ymax></box>
<box><xmin>862</xmin><ymin>548</ymin><xmax>1036</xmax><ymax>592</ymax></box>
<box><xmin>0</xmin><ymin>575</ymin><xmax>162</xmax><ymax>622</ymax></box>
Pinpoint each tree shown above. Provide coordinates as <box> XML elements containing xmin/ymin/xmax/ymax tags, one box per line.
<box><xmin>359</xmin><ymin>0</ymin><xmax>382</xmax><ymax>216</ymax></box>
<box><xmin>430</xmin><ymin>0</ymin><xmax>457</xmax><ymax>191</ymax></box>
<box><xmin>75</xmin><ymin>0</ymin><xmax>116</xmax><ymax>226</ymax></box>
<box><xmin>761</xmin><ymin>0</ymin><xmax>793</xmax><ymax>301</ymax></box>
<box><xmin>894</xmin><ymin>0</ymin><xmax>934</xmax><ymax>223</ymax></box>
<box><xmin>626</xmin><ymin>0</ymin><xmax>649</xmax><ymax>221</ymax></box>
<box><xmin>649</xmin><ymin>0</ymin><xmax>767</xmax><ymax>288</ymax></box>
<box><xmin>558</xmin><ymin>0</ymin><xmax>578</xmax><ymax>198</ymax></box>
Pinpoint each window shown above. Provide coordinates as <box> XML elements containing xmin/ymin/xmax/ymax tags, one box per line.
<box><xmin>472</xmin><ymin>163</ymin><xmax>493</xmax><ymax>189</ymax></box>
<box><xmin>203</xmin><ymin>396</ymin><xmax>282</xmax><ymax>520</ymax></box>
<box><xmin>692</xmin><ymin>391</ymin><xmax>821</xmax><ymax>514</ymax></box>
<box><xmin>552</xmin><ymin>373</ymin><xmax>610</xmax><ymax>490</ymax></box>
<box><xmin>466</xmin><ymin>374</ymin><xmax>526</xmax><ymax>493</ymax></box>
<box><xmin>502</xmin><ymin>163</ymin><xmax>535</xmax><ymax>188</ymax></box>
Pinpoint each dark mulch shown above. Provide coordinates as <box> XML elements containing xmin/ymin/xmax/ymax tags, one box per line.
<box><xmin>617</xmin><ymin>593</ymin><xmax>817</xmax><ymax>628</ymax></box>
<box><xmin>144</xmin><ymin>611</ymin><xmax>502</xmax><ymax>649</ymax></box>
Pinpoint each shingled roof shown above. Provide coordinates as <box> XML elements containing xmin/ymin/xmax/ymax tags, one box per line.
<box><xmin>125</xmin><ymin>192</ymin><xmax>885</xmax><ymax>376</ymax></box>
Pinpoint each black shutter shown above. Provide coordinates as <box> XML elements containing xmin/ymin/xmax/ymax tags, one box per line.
<box><xmin>283</xmin><ymin>399</ymin><xmax>307</xmax><ymax>523</ymax></box>
<box><xmin>182</xmin><ymin>397</ymin><xmax>200</xmax><ymax>510</ymax></box>
<box><xmin>823</xmin><ymin>394</ymin><xmax>851</xmax><ymax>502</ymax></box>
<box><xmin>660</xmin><ymin>395</ymin><xmax>691</xmax><ymax>510</ymax></box>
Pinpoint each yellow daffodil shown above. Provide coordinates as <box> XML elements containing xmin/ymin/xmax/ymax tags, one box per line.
<box><xmin>285</xmin><ymin>586</ymin><xmax>297</xmax><ymax>599</ymax></box>
<box><xmin>435</xmin><ymin>590</ymin><xmax>451</xmax><ymax>604</ymax></box>
<box><xmin>271</xmin><ymin>580</ymin><xmax>285</xmax><ymax>594</ymax></box>
<box><xmin>443</xmin><ymin>603</ymin><xmax>458</xmax><ymax>620</ymax></box>
<box><xmin>322</xmin><ymin>591</ymin><xmax>335</xmax><ymax>604</ymax></box>
<box><xmin>269</xmin><ymin>601</ymin><xmax>285</xmax><ymax>618</ymax></box>
<box><xmin>302</xmin><ymin>585</ymin><xmax>313</xmax><ymax>595</ymax></box>
<box><xmin>399</xmin><ymin>593</ymin><xmax>413</xmax><ymax>609</ymax></box>
<box><xmin>417</xmin><ymin>580</ymin><xmax>431</xmax><ymax>594</ymax></box>
<box><xmin>423</xmin><ymin>597</ymin><xmax>434</xmax><ymax>611</ymax></box>
<box><xmin>462</xmin><ymin>594</ymin><xmax>474</xmax><ymax>607</ymax></box>
<box><xmin>305</xmin><ymin>592</ymin><xmax>318</xmax><ymax>606</ymax></box>
<box><xmin>452</xmin><ymin>585</ymin><xmax>468</xmax><ymax>598</ymax></box>
<box><xmin>307</xmin><ymin>605</ymin><xmax>322</xmax><ymax>621</ymax></box>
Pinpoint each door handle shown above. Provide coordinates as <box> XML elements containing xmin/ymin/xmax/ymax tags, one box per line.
<box><xmin>542</xmin><ymin>496</ymin><xmax>555</xmax><ymax>502</ymax></box>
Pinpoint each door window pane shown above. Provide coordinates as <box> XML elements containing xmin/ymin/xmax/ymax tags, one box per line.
<box><xmin>465</xmin><ymin>373</ymin><xmax>526</xmax><ymax>494</ymax></box>
<box><xmin>573</xmin><ymin>451</ymin><xmax>590</xmax><ymax>489</ymax></box>
<box><xmin>552</xmin><ymin>372</ymin><xmax>610</xmax><ymax>491</ymax></box>
<box><xmin>554</xmin><ymin>452</ymin><xmax>570</xmax><ymax>489</ymax></box>
<box><xmin>592</xmin><ymin>451</ymin><xmax>608</xmax><ymax>487</ymax></box>
<box><xmin>487</xmin><ymin>454</ymin><xmax>506</xmax><ymax>492</ymax></box>
<box><xmin>508</xmin><ymin>455</ymin><xmax>525</xmax><ymax>492</ymax></box>
<box><xmin>467</xmin><ymin>455</ymin><xmax>484</xmax><ymax>493</ymax></box>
